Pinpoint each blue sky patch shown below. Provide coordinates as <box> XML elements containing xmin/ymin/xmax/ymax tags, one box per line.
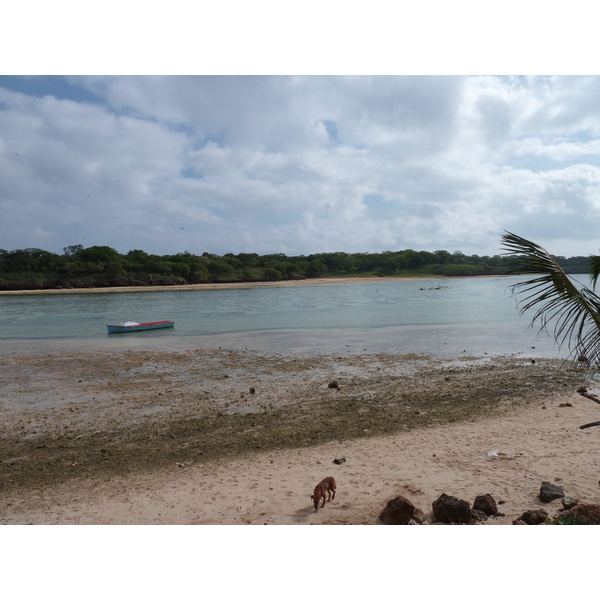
<box><xmin>0</xmin><ymin>75</ymin><xmax>101</xmax><ymax>105</ymax></box>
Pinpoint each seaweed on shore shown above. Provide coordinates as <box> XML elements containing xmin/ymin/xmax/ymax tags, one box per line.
<box><xmin>0</xmin><ymin>351</ymin><xmax>586</xmax><ymax>494</ymax></box>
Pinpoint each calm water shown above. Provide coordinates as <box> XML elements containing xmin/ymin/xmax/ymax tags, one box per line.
<box><xmin>0</xmin><ymin>276</ymin><xmax>583</xmax><ymax>358</ymax></box>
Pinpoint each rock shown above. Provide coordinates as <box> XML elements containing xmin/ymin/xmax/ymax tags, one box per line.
<box><xmin>558</xmin><ymin>403</ymin><xmax>573</xmax><ymax>407</ymax></box>
<box><xmin>561</xmin><ymin>496</ymin><xmax>578</xmax><ymax>510</ymax></box>
<box><xmin>333</xmin><ymin>457</ymin><xmax>346</xmax><ymax>465</ymax></box>
<box><xmin>472</xmin><ymin>509</ymin><xmax>488</xmax><ymax>522</ymax></box>
<box><xmin>378</xmin><ymin>496</ymin><xmax>415</xmax><ymax>525</ymax></box>
<box><xmin>410</xmin><ymin>507</ymin><xmax>428</xmax><ymax>524</ymax></box>
<box><xmin>473</xmin><ymin>494</ymin><xmax>499</xmax><ymax>516</ymax></box>
<box><xmin>249</xmin><ymin>387</ymin><xmax>255</xmax><ymax>394</ymax></box>
<box><xmin>539</xmin><ymin>481</ymin><xmax>565</xmax><ymax>503</ymax></box>
<box><xmin>432</xmin><ymin>493</ymin><xmax>476</xmax><ymax>524</ymax></box>
<box><xmin>555</xmin><ymin>503</ymin><xmax>600</xmax><ymax>524</ymax></box>
<box><xmin>328</xmin><ymin>381</ymin><xmax>340</xmax><ymax>389</ymax></box>
<box><xmin>517</xmin><ymin>509</ymin><xmax>548</xmax><ymax>525</ymax></box>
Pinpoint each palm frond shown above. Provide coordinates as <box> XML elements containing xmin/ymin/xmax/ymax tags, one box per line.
<box><xmin>588</xmin><ymin>255</ymin><xmax>600</xmax><ymax>290</ymax></box>
<box><xmin>501</xmin><ymin>231</ymin><xmax>600</xmax><ymax>373</ymax></box>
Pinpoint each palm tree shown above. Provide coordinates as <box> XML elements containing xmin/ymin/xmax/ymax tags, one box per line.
<box><xmin>501</xmin><ymin>231</ymin><xmax>600</xmax><ymax>429</ymax></box>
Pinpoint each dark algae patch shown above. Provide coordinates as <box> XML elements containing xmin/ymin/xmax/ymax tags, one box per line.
<box><xmin>0</xmin><ymin>349</ymin><xmax>585</xmax><ymax>493</ymax></box>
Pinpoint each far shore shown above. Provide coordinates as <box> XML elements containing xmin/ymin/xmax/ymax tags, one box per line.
<box><xmin>0</xmin><ymin>274</ymin><xmax>509</xmax><ymax>296</ymax></box>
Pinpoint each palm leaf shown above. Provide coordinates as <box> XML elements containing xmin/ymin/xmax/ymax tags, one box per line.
<box><xmin>588</xmin><ymin>254</ymin><xmax>600</xmax><ymax>290</ymax></box>
<box><xmin>501</xmin><ymin>231</ymin><xmax>600</xmax><ymax>372</ymax></box>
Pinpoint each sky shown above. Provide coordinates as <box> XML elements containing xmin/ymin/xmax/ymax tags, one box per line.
<box><xmin>2</xmin><ymin>6</ymin><xmax>600</xmax><ymax>261</ymax></box>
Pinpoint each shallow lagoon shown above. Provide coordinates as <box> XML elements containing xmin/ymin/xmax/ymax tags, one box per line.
<box><xmin>0</xmin><ymin>276</ymin><xmax>581</xmax><ymax>358</ymax></box>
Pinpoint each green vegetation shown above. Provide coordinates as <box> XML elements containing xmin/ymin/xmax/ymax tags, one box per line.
<box><xmin>0</xmin><ymin>243</ymin><xmax>590</xmax><ymax>291</ymax></box>
<box><xmin>501</xmin><ymin>231</ymin><xmax>600</xmax><ymax>374</ymax></box>
<box><xmin>501</xmin><ymin>231</ymin><xmax>600</xmax><ymax>433</ymax></box>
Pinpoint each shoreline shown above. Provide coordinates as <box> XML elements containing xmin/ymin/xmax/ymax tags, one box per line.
<box><xmin>0</xmin><ymin>274</ymin><xmax>508</xmax><ymax>296</ymax></box>
<box><xmin>2</xmin><ymin>347</ymin><xmax>597</xmax><ymax>524</ymax></box>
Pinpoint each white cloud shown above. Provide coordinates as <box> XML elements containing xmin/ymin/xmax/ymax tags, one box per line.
<box><xmin>2</xmin><ymin>75</ymin><xmax>600</xmax><ymax>258</ymax></box>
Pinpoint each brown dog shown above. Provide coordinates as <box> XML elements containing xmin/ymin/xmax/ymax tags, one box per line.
<box><xmin>310</xmin><ymin>476</ymin><xmax>336</xmax><ymax>512</ymax></box>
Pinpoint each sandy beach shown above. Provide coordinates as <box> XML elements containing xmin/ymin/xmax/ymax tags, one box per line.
<box><xmin>2</xmin><ymin>347</ymin><xmax>599</xmax><ymax>525</ymax></box>
<box><xmin>0</xmin><ymin>275</ymin><xmax>458</xmax><ymax>295</ymax></box>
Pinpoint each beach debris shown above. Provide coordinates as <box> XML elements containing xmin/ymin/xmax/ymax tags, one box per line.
<box><xmin>176</xmin><ymin>462</ymin><xmax>186</xmax><ymax>468</ymax></box>
<box><xmin>328</xmin><ymin>381</ymin><xmax>340</xmax><ymax>389</ymax></box>
<box><xmin>558</xmin><ymin>402</ymin><xmax>573</xmax><ymax>407</ymax></box>
<box><xmin>477</xmin><ymin>449</ymin><xmax>500</xmax><ymax>458</ymax></box>
<box><xmin>473</xmin><ymin>494</ymin><xmax>500</xmax><ymax>517</ymax></box>
<box><xmin>333</xmin><ymin>457</ymin><xmax>346</xmax><ymax>465</ymax></box>
<box><xmin>561</xmin><ymin>496</ymin><xmax>578</xmax><ymax>510</ymax></box>
<box><xmin>539</xmin><ymin>481</ymin><xmax>565</xmax><ymax>503</ymax></box>
<box><xmin>418</xmin><ymin>285</ymin><xmax>452</xmax><ymax>291</ymax></box>
<box><xmin>249</xmin><ymin>387</ymin><xmax>255</xmax><ymax>394</ymax></box>
<box><xmin>432</xmin><ymin>493</ymin><xmax>477</xmax><ymax>524</ymax></box>
<box><xmin>514</xmin><ymin>508</ymin><xmax>548</xmax><ymax>525</ymax></box>
<box><xmin>577</xmin><ymin>388</ymin><xmax>600</xmax><ymax>406</ymax></box>
<box><xmin>378</xmin><ymin>495</ymin><xmax>416</xmax><ymax>525</ymax></box>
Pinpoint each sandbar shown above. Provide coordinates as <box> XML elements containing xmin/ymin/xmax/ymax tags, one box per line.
<box><xmin>0</xmin><ymin>275</ymin><xmax>499</xmax><ymax>295</ymax></box>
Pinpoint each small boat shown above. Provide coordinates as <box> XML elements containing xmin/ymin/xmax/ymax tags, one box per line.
<box><xmin>107</xmin><ymin>320</ymin><xmax>175</xmax><ymax>334</ymax></box>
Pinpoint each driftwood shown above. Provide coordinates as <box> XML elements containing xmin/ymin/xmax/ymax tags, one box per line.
<box><xmin>577</xmin><ymin>392</ymin><xmax>600</xmax><ymax>429</ymax></box>
<box><xmin>578</xmin><ymin>391</ymin><xmax>600</xmax><ymax>406</ymax></box>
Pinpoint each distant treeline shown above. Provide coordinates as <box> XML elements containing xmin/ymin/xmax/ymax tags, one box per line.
<box><xmin>0</xmin><ymin>245</ymin><xmax>591</xmax><ymax>291</ymax></box>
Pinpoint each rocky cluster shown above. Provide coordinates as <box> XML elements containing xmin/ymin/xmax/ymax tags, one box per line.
<box><xmin>377</xmin><ymin>481</ymin><xmax>599</xmax><ymax>525</ymax></box>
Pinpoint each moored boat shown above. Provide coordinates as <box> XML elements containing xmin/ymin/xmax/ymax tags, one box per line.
<box><xmin>107</xmin><ymin>320</ymin><xmax>175</xmax><ymax>333</ymax></box>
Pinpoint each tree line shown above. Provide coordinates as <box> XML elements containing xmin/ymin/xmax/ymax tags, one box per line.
<box><xmin>0</xmin><ymin>244</ymin><xmax>590</xmax><ymax>291</ymax></box>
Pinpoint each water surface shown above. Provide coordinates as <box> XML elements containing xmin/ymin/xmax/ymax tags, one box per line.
<box><xmin>0</xmin><ymin>276</ymin><xmax>579</xmax><ymax>358</ymax></box>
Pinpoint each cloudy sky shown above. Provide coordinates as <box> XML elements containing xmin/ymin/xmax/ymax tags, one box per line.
<box><xmin>3</xmin><ymin>74</ymin><xmax>600</xmax><ymax>259</ymax></box>
<box><xmin>2</xmin><ymin>0</ymin><xmax>599</xmax><ymax>261</ymax></box>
